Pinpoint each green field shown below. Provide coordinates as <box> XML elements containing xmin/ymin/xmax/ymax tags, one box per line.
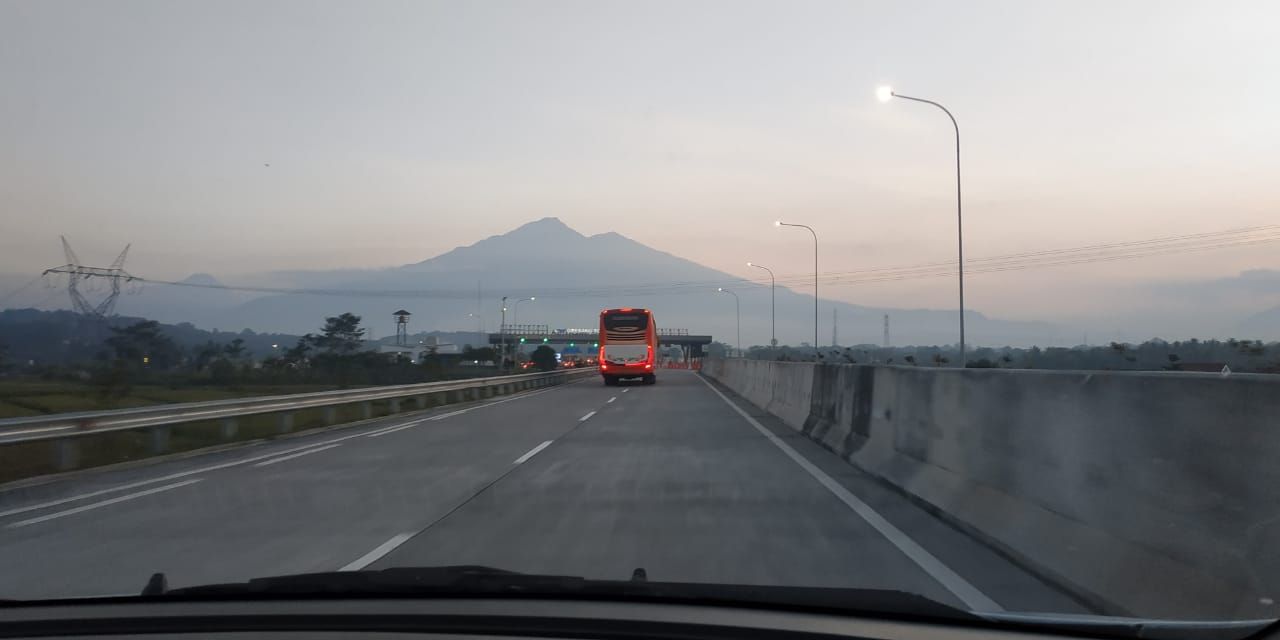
<box><xmin>0</xmin><ymin>380</ymin><xmax>340</xmax><ymax>419</ymax></box>
<box><xmin>0</xmin><ymin>378</ymin><xmax>414</xmax><ymax>484</ymax></box>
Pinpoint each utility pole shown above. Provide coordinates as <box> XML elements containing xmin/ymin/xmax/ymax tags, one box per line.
<box><xmin>832</xmin><ymin>308</ymin><xmax>838</xmax><ymax>348</ymax></box>
<box><xmin>500</xmin><ymin>296</ymin><xmax>508</xmax><ymax>372</ymax></box>
<box><xmin>883</xmin><ymin>314</ymin><xmax>890</xmax><ymax>348</ymax></box>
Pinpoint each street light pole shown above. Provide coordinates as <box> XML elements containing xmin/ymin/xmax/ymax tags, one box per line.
<box><xmin>747</xmin><ymin>262</ymin><xmax>776</xmax><ymax>348</ymax></box>
<box><xmin>513</xmin><ymin>297</ymin><xmax>535</xmax><ymax>329</ymax></box>
<box><xmin>877</xmin><ymin>86</ymin><xmax>966</xmax><ymax>367</ymax></box>
<box><xmin>513</xmin><ymin>297</ymin><xmax>535</xmax><ymax>362</ymax></box>
<box><xmin>500</xmin><ymin>296</ymin><xmax>508</xmax><ymax>372</ymax></box>
<box><xmin>777</xmin><ymin>221</ymin><xmax>818</xmax><ymax>351</ymax></box>
<box><xmin>717</xmin><ymin>288</ymin><xmax>740</xmax><ymax>356</ymax></box>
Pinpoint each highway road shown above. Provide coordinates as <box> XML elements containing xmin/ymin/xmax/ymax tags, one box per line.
<box><xmin>0</xmin><ymin>371</ymin><xmax>1087</xmax><ymax>614</ymax></box>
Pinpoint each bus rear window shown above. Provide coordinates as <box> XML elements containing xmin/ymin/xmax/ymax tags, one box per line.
<box><xmin>603</xmin><ymin>314</ymin><xmax>648</xmax><ymax>329</ymax></box>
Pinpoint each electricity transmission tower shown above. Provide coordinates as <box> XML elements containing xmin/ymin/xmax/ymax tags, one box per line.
<box><xmin>42</xmin><ymin>236</ymin><xmax>136</xmax><ymax>317</ymax></box>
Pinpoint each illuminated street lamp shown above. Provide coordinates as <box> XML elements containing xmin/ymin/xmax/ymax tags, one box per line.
<box><xmin>500</xmin><ymin>296</ymin><xmax>509</xmax><ymax>371</ymax></box>
<box><xmin>877</xmin><ymin>85</ymin><xmax>967</xmax><ymax>366</ymax></box>
<box><xmin>747</xmin><ymin>262</ymin><xmax>776</xmax><ymax>347</ymax></box>
<box><xmin>513</xmin><ymin>297</ymin><xmax>536</xmax><ymax>361</ymax></box>
<box><xmin>513</xmin><ymin>297</ymin><xmax>535</xmax><ymax>328</ymax></box>
<box><xmin>776</xmin><ymin>220</ymin><xmax>818</xmax><ymax>350</ymax></box>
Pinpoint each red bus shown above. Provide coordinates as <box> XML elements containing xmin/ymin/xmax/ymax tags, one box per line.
<box><xmin>599</xmin><ymin>308</ymin><xmax>658</xmax><ymax>386</ymax></box>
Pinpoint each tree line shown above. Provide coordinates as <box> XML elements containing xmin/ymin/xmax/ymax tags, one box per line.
<box><xmin>0</xmin><ymin>311</ymin><xmax>557</xmax><ymax>401</ymax></box>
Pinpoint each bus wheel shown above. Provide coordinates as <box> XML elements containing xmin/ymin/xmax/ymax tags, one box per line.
<box><xmin>603</xmin><ymin>376</ymin><xmax>617</xmax><ymax>386</ymax></box>
<box><xmin>643</xmin><ymin>375</ymin><xmax>656</xmax><ymax>385</ymax></box>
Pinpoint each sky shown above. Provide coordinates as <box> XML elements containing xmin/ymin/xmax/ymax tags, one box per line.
<box><xmin>2</xmin><ymin>0</ymin><xmax>1278</xmax><ymax>328</ymax></box>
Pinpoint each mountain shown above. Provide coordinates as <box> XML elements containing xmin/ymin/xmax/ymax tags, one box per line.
<box><xmin>200</xmin><ymin>217</ymin><xmax>1057</xmax><ymax>347</ymax></box>
<box><xmin>113</xmin><ymin>272</ymin><xmax>257</xmax><ymax>329</ymax></box>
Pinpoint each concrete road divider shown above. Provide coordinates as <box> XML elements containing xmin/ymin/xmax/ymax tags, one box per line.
<box><xmin>0</xmin><ymin>368</ymin><xmax>595</xmax><ymax>483</ymax></box>
<box><xmin>702</xmin><ymin>358</ymin><xmax>1280</xmax><ymax>620</ymax></box>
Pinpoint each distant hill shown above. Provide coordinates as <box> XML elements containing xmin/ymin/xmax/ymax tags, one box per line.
<box><xmin>201</xmin><ymin>217</ymin><xmax>1058</xmax><ymax>347</ymax></box>
<box><xmin>113</xmin><ymin>272</ymin><xmax>258</xmax><ymax>327</ymax></box>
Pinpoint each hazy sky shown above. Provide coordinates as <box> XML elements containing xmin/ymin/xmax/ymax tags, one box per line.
<box><xmin>2</xmin><ymin>0</ymin><xmax>1278</xmax><ymax>324</ymax></box>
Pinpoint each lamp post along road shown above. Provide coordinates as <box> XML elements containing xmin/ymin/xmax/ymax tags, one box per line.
<box><xmin>777</xmin><ymin>221</ymin><xmax>818</xmax><ymax>351</ymax></box>
<box><xmin>877</xmin><ymin>86</ymin><xmax>966</xmax><ymax>366</ymax></box>
<box><xmin>717</xmin><ymin>288</ymin><xmax>740</xmax><ymax>356</ymax></box>
<box><xmin>747</xmin><ymin>262</ymin><xmax>776</xmax><ymax>347</ymax></box>
<box><xmin>500</xmin><ymin>296</ymin><xmax>508</xmax><ymax>372</ymax></box>
<box><xmin>513</xmin><ymin>297</ymin><xmax>535</xmax><ymax>361</ymax></box>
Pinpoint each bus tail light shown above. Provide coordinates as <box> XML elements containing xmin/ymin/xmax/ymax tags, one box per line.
<box><xmin>644</xmin><ymin>363</ymin><xmax>652</xmax><ymax>369</ymax></box>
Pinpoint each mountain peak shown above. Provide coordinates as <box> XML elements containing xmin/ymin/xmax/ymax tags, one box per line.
<box><xmin>509</xmin><ymin>217</ymin><xmax>582</xmax><ymax>238</ymax></box>
<box><xmin>180</xmin><ymin>273</ymin><xmax>223</xmax><ymax>286</ymax></box>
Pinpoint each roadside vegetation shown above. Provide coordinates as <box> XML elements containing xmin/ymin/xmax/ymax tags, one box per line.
<box><xmin>0</xmin><ymin>312</ymin><xmax>503</xmax><ymax>419</ymax></box>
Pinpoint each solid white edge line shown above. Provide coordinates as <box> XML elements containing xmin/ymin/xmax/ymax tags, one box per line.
<box><xmin>340</xmin><ymin>533</ymin><xmax>415</xmax><ymax>571</ymax></box>
<box><xmin>251</xmin><ymin>443</ymin><xmax>342</xmax><ymax>467</ymax></box>
<box><xmin>513</xmin><ymin>440</ymin><xmax>554</xmax><ymax>464</ymax></box>
<box><xmin>6</xmin><ymin>479</ymin><xmax>203</xmax><ymax>528</ymax></box>
<box><xmin>694</xmin><ymin>374</ymin><xmax>1003</xmax><ymax>613</ymax></box>
<box><xmin>579</xmin><ymin>411</ymin><xmax>596</xmax><ymax>422</ymax></box>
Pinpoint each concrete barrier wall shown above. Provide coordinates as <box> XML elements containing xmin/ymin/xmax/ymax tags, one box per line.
<box><xmin>703</xmin><ymin>359</ymin><xmax>1280</xmax><ymax>619</ymax></box>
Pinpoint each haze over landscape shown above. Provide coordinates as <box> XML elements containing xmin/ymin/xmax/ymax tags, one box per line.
<box><xmin>5</xmin><ymin>1</ymin><xmax>1280</xmax><ymax>626</ymax></box>
<box><xmin>2</xmin><ymin>216</ymin><xmax>1277</xmax><ymax>348</ymax></box>
<box><xmin>1</xmin><ymin>1</ymin><xmax>1277</xmax><ymax>345</ymax></box>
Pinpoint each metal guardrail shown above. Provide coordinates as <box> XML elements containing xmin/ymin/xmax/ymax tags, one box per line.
<box><xmin>0</xmin><ymin>368</ymin><xmax>596</xmax><ymax>471</ymax></box>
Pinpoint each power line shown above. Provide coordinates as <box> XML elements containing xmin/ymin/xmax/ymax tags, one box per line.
<box><xmin>124</xmin><ymin>225</ymin><xmax>1280</xmax><ymax>301</ymax></box>
<box><xmin>0</xmin><ymin>275</ymin><xmax>44</xmax><ymax>307</ymax></box>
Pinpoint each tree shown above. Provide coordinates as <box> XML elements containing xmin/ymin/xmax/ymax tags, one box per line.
<box><xmin>95</xmin><ymin>320</ymin><xmax>179</xmax><ymax>402</ymax></box>
<box><xmin>530</xmin><ymin>345</ymin><xmax>558</xmax><ymax>372</ymax></box>
<box><xmin>904</xmin><ymin>355</ymin><xmax>916</xmax><ymax>366</ymax></box>
<box><xmin>284</xmin><ymin>335</ymin><xmax>313</xmax><ymax>366</ymax></box>
<box><xmin>193</xmin><ymin>340</ymin><xmax>222</xmax><ymax>372</ymax></box>
<box><xmin>314</xmin><ymin>313</ymin><xmax>366</xmax><ymax>355</ymax></box>
<box><xmin>223</xmin><ymin>338</ymin><xmax>247</xmax><ymax>361</ymax></box>
<box><xmin>105</xmin><ymin>320</ymin><xmax>180</xmax><ymax>371</ymax></box>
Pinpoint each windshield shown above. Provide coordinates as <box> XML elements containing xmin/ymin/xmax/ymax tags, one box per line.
<box><xmin>1</xmin><ymin>2</ymin><xmax>1278</xmax><ymax>638</ymax></box>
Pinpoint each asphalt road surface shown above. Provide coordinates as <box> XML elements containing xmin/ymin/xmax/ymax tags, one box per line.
<box><xmin>0</xmin><ymin>370</ymin><xmax>1086</xmax><ymax>614</ymax></box>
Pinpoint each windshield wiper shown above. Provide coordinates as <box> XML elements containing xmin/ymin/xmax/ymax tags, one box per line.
<box><xmin>143</xmin><ymin>565</ymin><xmax>974</xmax><ymax>622</ymax></box>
